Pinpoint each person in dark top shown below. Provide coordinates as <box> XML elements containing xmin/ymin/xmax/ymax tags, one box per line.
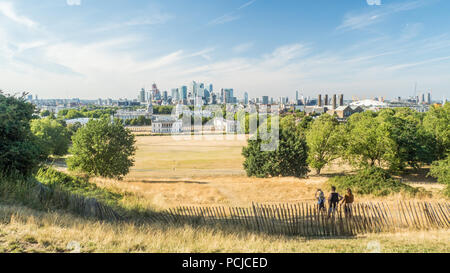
<box><xmin>328</xmin><ymin>186</ymin><xmax>343</xmax><ymax>217</ymax></box>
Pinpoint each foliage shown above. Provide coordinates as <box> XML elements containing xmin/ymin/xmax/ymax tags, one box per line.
<box><xmin>242</xmin><ymin>115</ymin><xmax>309</xmax><ymax>178</ymax></box>
<box><xmin>341</xmin><ymin>108</ymin><xmax>437</xmax><ymax>172</ymax></box>
<box><xmin>379</xmin><ymin>108</ymin><xmax>437</xmax><ymax>171</ymax></box>
<box><xmin>0</xmin><ymin>92</ymin><xmax>46</xmax><ymax>175</ymax></box>
<box><xmin>67</xmin><ymin>122</ymin><xmax>83</xmax><ymax>137</ymax></box>
<box><xmin>67</xmin><ymin>118</ymin><xmax>137</xmax><ymax>179</ymax></box>
<box><xmin>153</xmin><ymin>105</ymin><xmax>174</xmax><ymax>115</ymax></box>
<box><xmin>30</xmin><ymin>117</ymin><xmax>71</xmax><ymax>156</ymax></box>
<box><xmin>57</xmin><ymin>107</ymin><xmax>116</xmax><ymax>120</ymax></box>
<box><xmin>36</xmin><ymin>167</ymin><xmax>122</xmax><ymax>205</ymax></box>
<box><xmin>124</xmin><ymin>116</ymin><xmax>152</xmax><ymax>126</ymax></box>
<box><xmin>306</xmin><ymin>114</ymin><xmax>341</xmax><ymax>174</ymax></box>
<box><xmin>429</xmin><ymin>155</ymin><xmax>450</xmax><ymax>196</ymax></box>
<box><xmin>342</xmin><ymin>111</ymin><xmax>396</xmax><ymax>168</ymax></box>
<box><xmin>40</xmin><ymin>110</ymin><xmax>51</xmax><ymax>117</ymax></box>
<box><xmin>329</xmin><ymin>167</ymin><xmax>420</xmax><ymax>197</ymax></box>
<box><xmin>423</xmin><ymin>103</ymin><xmax>450</xmax><ymax>159</ymax></box>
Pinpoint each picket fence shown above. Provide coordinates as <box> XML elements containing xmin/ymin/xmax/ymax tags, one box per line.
<box><xmin>152</xmin><ymin>201</ymin><xmax>449</xmax><ymax>237</ymax></box>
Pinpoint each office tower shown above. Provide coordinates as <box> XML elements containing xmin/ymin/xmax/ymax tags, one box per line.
<box><xmin>171</xmin><ymin>88</ymin><xmax>179</xmax><ymax>103</ymax></box>
<box><xmin>427</xmin><ymin>92</ymin><xmax>432</xmax><ymax>104</ymax></box>
<box><xmin>262</xmin><ymin>96</ymin><xmax>269</xmax><ymax>105</ymax></box>
<box><xmin>296</xmin><ymin>91</ymin><xmax>299</xmax><ymax>102</ymax></box>
<box><xmin>244</xmin><ymin>92</ymin><xmax>249</xmax><ymax>105</ymax></box>
<box><xmin>191</xmin><ymin>81</ymin><xmax>198</xmax><ymax>98</ymax></box>
<box><xmin>332</xmin><ymin>94</ymin><xmax>337</xmax><ymax>109</ymax></box>
<box><xmin>163</xmin><ymin>91</ymin><xmax>168</xmax><ymax>102</ymax></box>
<box><xmin>339</xmin><ymin>94</ymin><xmax>344</xmax><ymax>106</ymax></box>
<box><xmin>209</xmin><ymin>84</ymin><xmax>213</xmax><ymax>93</ymax></box>
<box><xmin>180</xmin><ymin>86</ymin><xmax>188</xmax><ymax>100</ymax></box>
<box><xmin>318</xmin><ymin>94</ymin><xmax>322</xmax><ymax>107</ymax></box>
<box><xmin>139</xmin><ymin>88</ymin><xmax>146</xmax><ymax>103</ymax></box>
<box><xmin>324</xmin><ymin>94</ymin><xmax>329</xmax><ymax>106</ymax></box>
<box><xmin>223</xmin><ymin>89</ymin><xmax>234</xmax><ymax>104</ymax></box>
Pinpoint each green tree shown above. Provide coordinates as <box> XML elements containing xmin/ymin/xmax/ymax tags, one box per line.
<box><xmin>429</xmin><ymin>155</ymin><xmax>450</xmax><ymax>196</ymax></box>
<box><xmin>30</xmin><ymin>118</ymin><xmax>70</xmax><ymax>156</ymax></box>
<box><xmin>342</xmin><ymin>111</ymin><xmax>396</xmax><ymax>168</ymax></box>
<box><xmin>0</xmin><ymin>92</ymin><xmax>46</xmax><ymax>175</ymax></box>
<box><xmin>306</xmin><ymin>114</ymin><xmax>341</xmax><ymax>174</ymax></box>
<box><xmin>423</xmin><ymin>103</ymin><xmax>450</xmax><ymax>159</ymax></box>
<box><xmin>67</xmin><ymin>122</ymin><xmax>83</xmax><ymax>138</ymax></box>
<box><xmin>242</xmin><ymin>115</ymin><xmax>309</xmax><ymax>178</ymax></box>
<box><xmin>379</xmin><ymin>109</ymin><xmax>436</xmax><ymax>171</ymax></box>
<box><xmin>67</xmin><ymin>118</ymin><xmax>136</xmax><ymax>179</ymax></box>
<box><xmin>40</xmin><ymin>110</ymin><xmax>51</xmax><ymax>117</ymax></box>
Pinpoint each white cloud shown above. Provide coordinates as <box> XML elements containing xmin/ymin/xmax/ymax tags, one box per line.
<box><xmin>238</xmin><ymin>0</ymin><xmax>257</xmax><ymax>10</ymax></box>
<box><xmin>208</xmin><ymin>13</ymin><xmax>240</xmax><ymax>25</ymax></box>
<box><xmin>0</xmin><ymin>1</ymin><xmax>37</xmax><ymax>28</ymax></box>
<box><xmin>66</xmin><ymin>0</ymin><xmax>81</xmax><ymax>6</ymax></box>
<box><xmin>367</xmin><ymin>0</ymin><xmax>382</xmax><ymax>6</ymax></box>
<box><xmin>338</xmin><ymin>0</ymin><xmax>427</xmax><ymax>31</ymax></box>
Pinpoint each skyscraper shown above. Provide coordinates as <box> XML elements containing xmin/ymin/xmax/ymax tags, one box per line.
<box><xmin>262</xmin><ymin>96</ymin><xmax>269</xmax><ymax>105</ymax></box>
<box><xmin>244</xmin><ymin>92</ymin><xmax>249</xmax><ymax>105</ymax></box>
<box><xmin>139</xmin><ymin>88</ymin><xmax>146</xmax><ymax>103</ymax></box>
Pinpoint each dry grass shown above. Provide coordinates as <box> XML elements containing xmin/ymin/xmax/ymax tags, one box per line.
<box><xmin>3</xmin><ymin>135</ymin><xmax>448</xmax><ymax>253</ymax></box>
<box><xmin>90</xmin><ymin>136</ymin><xmax>446</xmax><ymax>210</ymax></box>
<box><xmin>1</xmin><ymin>204</ymin><xmax>449</xmax><ymax>253</ymax></box>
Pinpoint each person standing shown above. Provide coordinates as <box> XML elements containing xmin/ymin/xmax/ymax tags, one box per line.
<box><xmin>315</xmin><ymin>189</ymin><xmax>326</xmax><ymax>212</ymax></box>
<box><xmin>328</xmin><ymin>186</ymin><xmax>343</xmax><ymax>217</ymax></box>
<box><xmin>341</xmin><ymin>188</ymin><xmax>354</xmax><ymax>217</ymax></box>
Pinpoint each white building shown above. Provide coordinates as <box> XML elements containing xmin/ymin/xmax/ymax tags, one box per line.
<box><xmin>151</xmin><ymin>116</ymin><xmax>182</xmax><ymax>134</ymax></box>
<box><xmin>114</xmin><ymin>103</ymin><xmax>153</xmax><ymax>121</ymax></box>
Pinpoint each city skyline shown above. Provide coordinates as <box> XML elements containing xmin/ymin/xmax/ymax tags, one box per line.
<box><xmin>1</xmin><ymin>0</ymin><xmax>450</xmax><ymax>99</ymax></box>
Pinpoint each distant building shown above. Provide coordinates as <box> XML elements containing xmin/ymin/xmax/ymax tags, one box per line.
<box><xmin>114</xmin><ymin>103</ymin><xmax>153</xmax><ymax>121</ymax></box>
<box><xmin>139</xmin><ymin>88</ymin><xmax>146</xmax><ymax>103</ymax></box>
<box><xmin>151</xmin><ymin>116</ymin><xmax>182</xmax><ymax>134</ymax></box>
<box><xmin>327</xmin><ymin>106</ymin><xmax>353</xmax><ymax>119</ymax></box>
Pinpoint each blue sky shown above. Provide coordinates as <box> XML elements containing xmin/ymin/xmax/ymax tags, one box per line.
<box><xmin>1</xmin><ymin>0</ymin><xmax>449</xmax><ymax>100</ymax></box>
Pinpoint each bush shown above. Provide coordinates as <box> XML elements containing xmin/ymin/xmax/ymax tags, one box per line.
<box><xmin>36</xmin><ymin>167</ymin><xmax>122</xmax><ymax>206</ymax></box>
<box><xmin>329</xmin><ymin>167</ymin><xmax>421</xmax><ymax>197</ymax></box>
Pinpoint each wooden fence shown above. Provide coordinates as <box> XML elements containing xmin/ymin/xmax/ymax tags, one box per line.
<box><xmin>154</xmin><ymin>201</ymin><xmax>449</xmax><ymax>237</ymax></box>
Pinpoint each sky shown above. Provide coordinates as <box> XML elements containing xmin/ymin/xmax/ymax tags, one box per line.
<box><xmin>0</xmin><ymin>0</ymin><xmax>450</xmax><ymax>100</ymax></box>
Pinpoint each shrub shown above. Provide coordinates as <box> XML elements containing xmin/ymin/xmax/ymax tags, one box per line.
<box><xmin>329</xmin><ymin>167</ymin><xmax>421</xmax><ymax>197</ymax></box>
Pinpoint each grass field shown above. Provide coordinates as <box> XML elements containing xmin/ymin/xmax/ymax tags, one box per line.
<box><xmin>2</xmin><ymin>135</ymin><xmax>449</xmax><ymax>253</ymax></box>
<box><xmin>1</xmin><ymin>204</ymin><xmax>449</xmax><ymax>253</ymax></box>
<box><xmin>92</xmin><ymin>136</ymin><xmax>447</xmax><ymax>210</ymax></box>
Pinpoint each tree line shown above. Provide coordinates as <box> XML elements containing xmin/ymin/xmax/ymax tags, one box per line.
<box><xmin>243</xmin><ymin>104</ymin><xmax>449</xmax><ymax>195</ymax></box>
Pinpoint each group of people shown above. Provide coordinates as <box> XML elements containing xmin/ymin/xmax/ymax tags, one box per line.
<box><xmin>315</xmin><ymin>186</ymin><xmax>354</xmax><ymax>216</ymax></box>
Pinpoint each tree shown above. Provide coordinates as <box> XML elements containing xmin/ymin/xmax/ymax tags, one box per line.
<box><xmin>379</xmin><ymin>109</ymin><xmax>436</xmax><ymax>171</ymax></box>
<box><xmin>242</xmin><ymin>115</ymin><xmax>309</xmax><ymax>178</ymax></box>
<box><xmin>40</xmin><ymin>110</ymin><xmax>51</xmax><ymax>117</ymax></box>
<box><xmin>67</xmin><ymin>118</ymin><xmax>136</xmax><ymax>179</ymax></box>
<box><xmin>30</xmin><ymin>117</ymin><xmax>70</xmax><ymax>156</ymax></box>
<box><xmin>429</xmin><ymin>155</ymin><xmax>450</xmax><ymax>196</ymax></box>
<box><xmin>0</xmin><ymin>92</ymin><xmax>46</xmax><ymax>175</ymax></box>
<box><xmin>423</xmin><ymin>103</ymin><xmax>450</xmax><ymax>159</ymax></box>
<box><xmin>342</xmin><ymin>111</ymin><xmax>396</xmax><ymax>168</ymax></box>
<box><xmin>306</xmin><ymin>114</ymin><xmax>341</xmax><ymax>174</ymax></box>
